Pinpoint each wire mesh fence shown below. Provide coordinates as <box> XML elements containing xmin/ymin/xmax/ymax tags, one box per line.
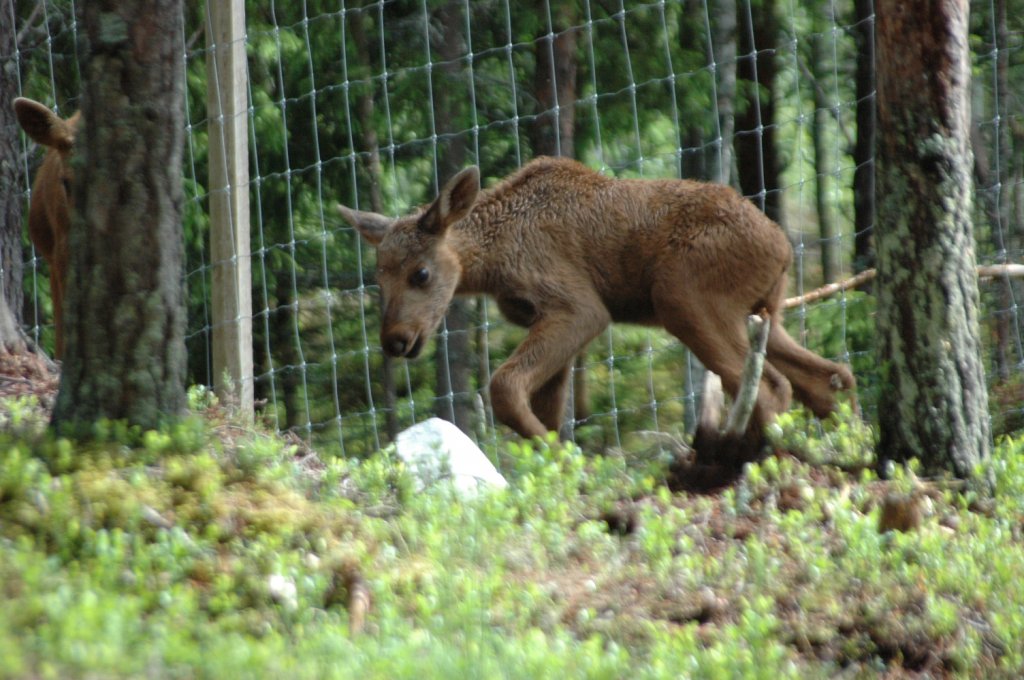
<box><xmin>7</xmin><ymin>0</ymin><xmax>1024</xmax><ymax>456</ymax></box>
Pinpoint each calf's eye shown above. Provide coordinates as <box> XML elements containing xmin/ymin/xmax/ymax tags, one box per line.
<box><xmin>410</xmin><ymin>267</ymin><xmax>430</xmax><ymax>287</ymax></box>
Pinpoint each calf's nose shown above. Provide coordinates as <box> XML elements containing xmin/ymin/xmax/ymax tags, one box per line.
<box><xmin>382</xmin><ymin>332</ymin><xmax>411</xmax><ymax>358</ymax></box>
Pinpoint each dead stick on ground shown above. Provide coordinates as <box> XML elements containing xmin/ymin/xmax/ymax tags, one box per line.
<box><xmin>348</xmin><ymin>573</ymin><xmax>371</xmax><ymax>636</ymax></box>
<box><xmin>783</xmin><ymin>263</ymin><xmax>1024</xmax><ymax>309</ymax></box>
<box><xmin>723</xmin><ymin>313</ymin><xmax>770</xmax><ymax>439</ymax></box>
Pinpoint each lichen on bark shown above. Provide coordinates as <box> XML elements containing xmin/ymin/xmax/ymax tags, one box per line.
<box><xmin>875</xmin><ymin>0</ymin><xmax>990</xmax><ymax>478</ymax></box>
<box><xmin>51</xmin><ymin>1</ymin><xmax>187</xmax><ymax>434</ymax></box>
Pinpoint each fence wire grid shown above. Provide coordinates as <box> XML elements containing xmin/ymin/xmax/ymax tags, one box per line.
<box><xmin>8</xmin><ymin>0</ymin><xmax>1024</xmax><ymax>456</ymax></box>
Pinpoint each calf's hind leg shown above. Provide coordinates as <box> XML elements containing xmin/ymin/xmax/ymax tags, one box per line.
<box><xmin>654</xmin><ymin>284</ymin><xmax>793</xmax><ymax>433</ymax></box>
<box><xmin>760</xmin><ymin>275</ymin><xmax>857</xmax><ymax>418</ymax></box>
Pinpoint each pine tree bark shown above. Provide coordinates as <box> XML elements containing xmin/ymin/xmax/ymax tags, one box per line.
<box><xmin>875</xmin><ymin>0</ymin><xmax>990</xmax><ymax>477</ymax></box>
<box><xmin>51</xmin><ymin>0</ymin><xmax>187</xmax><ymax>431</ymax></box>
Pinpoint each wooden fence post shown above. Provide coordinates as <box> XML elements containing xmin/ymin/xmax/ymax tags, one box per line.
<box><xmin>206</xmin><ymin>0</ymin><xmax>254</xmax><ymax>417</ymax></box>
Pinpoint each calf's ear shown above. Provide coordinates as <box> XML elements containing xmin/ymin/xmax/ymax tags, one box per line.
<box><xmin>338</xmin><ymin>205</ymin><xmax>395</xmax><ymax>246</ymax></box>
<box><xmin>14</xmin><ymin>98</ymin><xmax>74</xmax><ymax>151</ymax></box>
<box><xmin>420</xmin><ymin>166</ymin><xmax>480</xmax><ymax>236</ymax></box>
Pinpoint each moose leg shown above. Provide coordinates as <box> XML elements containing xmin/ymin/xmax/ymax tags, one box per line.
<box><xmin>764</xmin><ymin>321</ymin><xmax>856</xmax><ymax>418</ymax></box>
<box><xmin>490</xmin><ymin>309</ymin><xmax>609</xmax><ymax>439</ymax></box>
<box><xmin>530</xmin><ymin>364</ymin><xmax>572</xmax><ymax>433</ymax></box>
<box><xmin>48</xmin><ymin>249</ymin><xmax>65</xmax><ymax>360</ymax></box>
<box><xmin>656</xmin><ymin>296</ymin><xmax>792</xmax><ymax>426</ymax></box>
<box><xmin>759</xmin><ymin>275</ymin><xmax>856</xmax><ymax>418</ymax></box>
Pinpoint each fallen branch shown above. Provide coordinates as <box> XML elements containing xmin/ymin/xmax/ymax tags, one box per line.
<box><xmin>784</xmin><ymin>263</ymin><xmax>1024</xmax><ymax>309</ymax></box>
<box><xmin>783</xmin><ymin>269</ymin><xmax>876</xmax><ymax>309</ymax></box>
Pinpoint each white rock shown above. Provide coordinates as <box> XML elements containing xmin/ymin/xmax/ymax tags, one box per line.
<box><xmin>394</xmin><ymin>417</ymin><xmax>507</xmax><ymax>496</ymax></box>
<box><xmin>268</xmin><ymin>574</ymin><xmax>298</xmax><ymax>611</ymax></box>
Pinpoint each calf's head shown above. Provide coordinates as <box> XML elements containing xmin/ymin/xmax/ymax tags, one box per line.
<box><xmin>339</xmin><ymin>166</ymin><xmax>480</xmax><ymax>359</ymax></box>
<box><xmin>14</xmin><ymin>97</ymin><xmax>80</xmax><ymax>360</ymax></box>
<box><xmin>14</xmin><ymin>98</ymin><xmax>79</xmax><ymax>247</ymax></box>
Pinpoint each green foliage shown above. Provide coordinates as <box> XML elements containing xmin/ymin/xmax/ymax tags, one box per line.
<box><xmin>767</xmin><ymin>401</ymin><xmax>875</xmax><ymax>468</ymax></box>
<box><xmin>3</xmin><ymin>397</ymin><xmax>1024</xmax><ymax>677</ymax></box>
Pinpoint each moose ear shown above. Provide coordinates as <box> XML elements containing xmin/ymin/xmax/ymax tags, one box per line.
<box><xmin>13</xmin><ymin>98</ymin><xmax>73</xmax><ymax>151</ymax></box>
<box><xmin>420</xmin><ymin>166</ymin><xmax>480</xmax><ymax>236</ymax></box>
<box><xmin>338</xmin><ymin>204</ymin><xmax>395</xmax><ymax>246</ymax></box>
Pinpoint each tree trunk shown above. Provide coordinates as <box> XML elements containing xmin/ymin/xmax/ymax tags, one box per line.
<box><xmin>529</xmin><ymin>5</ymin><xmax>577</xmax><ymax>160</ymax></box>
<box><xmin>0</xmin><ymin>4</ymin><xmax>23</xmax><ymax>323</ymax></box>
<box><xmin>272</xmin><ymin>277</ymin><xmax>304</xmax><ymax>432</ymax></box>
<box><xmin>431</xmin><ymin>1</ymin><xmax>475</xmax><ymax>436</ymax></box>
<box><xmin>52</xmin><ymin>0</ymin><xmax>187</xmax><ymax>432</ymax></box>
<box><xmin>811</xmin><ymin>32</ymin><xmax>838</xmax><ymax>284</ymax></box>
<box><xmin>349</xmin><ymin>7</ymin><xmax>398</xmax><ymax>441</ymax></box>
<box><xmin>709</xmin><ymin>0</ymin><xmax>736</xmax><ymax>186</ymax></box>
<box><xmin>736</xmin><ymin>0</ymin><xmax>782</xmax><ymax>224</ymax></box>
<box><xmin>970</xmin><ymin>0</ymin><xmax>1012</xmax><ymax>382</ymax></box>
<box><xmin>852</xmin><ymin>0</ymin><xmax>876</xmax><ymax>275</ymax></box>
<box><xmin>875</xmin><ymin>0</ymin><xmax>990</xmax><ymax>477</ymax></box>
<box><xmin>530</xmin><ymin>3</ymin><xmax>589</xmax><ymax>436</ymax></box>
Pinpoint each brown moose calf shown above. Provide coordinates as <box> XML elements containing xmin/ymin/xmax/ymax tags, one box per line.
<box><xmin>340</xmin><ymin>157</ymin><xmax>855</xmax><ymax>447</ymax></box>
<box><xmin>14</xmin><ymin>97</ymin><xmax>80</xmax><ymax>360</ymax></box>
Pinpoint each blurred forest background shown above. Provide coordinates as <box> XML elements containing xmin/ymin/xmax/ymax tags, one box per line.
<box><xmin>6</xmin><ymin>0</ymin><xmax>1023</xmax><ymax>456</ymax></box>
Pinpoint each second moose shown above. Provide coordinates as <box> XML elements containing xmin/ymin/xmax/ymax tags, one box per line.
<box><xmin>340</xmin><ymin>157</ymin><xmax>855</xmax><ymax>448</ymax></box>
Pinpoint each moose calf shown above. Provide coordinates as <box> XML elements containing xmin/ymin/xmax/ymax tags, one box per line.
<box><xmin>340</xmin><ymin>157</ymin><xmax>855</xmax><ymax>447</ymax></box>
<box><xmin>14</xmin><ymin>97</ymin><xmax>80</xmax><ymax>360</ymax></box>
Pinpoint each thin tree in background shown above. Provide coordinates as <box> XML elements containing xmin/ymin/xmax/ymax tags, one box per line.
<box><xmin>851</xmin><ymin>0</ymin><xmax>875</xmax><ymax>274</ymax></box>
<box><xmin>874</xmin><ymin>0</ymin><xmax>990</xmax><ymax>477</ymax></box>
<box><xmin>348</xmin><ymin>5</ymin><xmax>398</xmax><ymax>440</ymax></box>
<box><xmin>736</xmin><ymin>0</ymin><xmax>782</xmax><ymax>224</ymax></box>
<box><xmin>52</xmin><ymin>0</ymin><xmax>187</xmax><ymax>431</ymax></box>
<box><xmin>709</xmin><ymin>0</ymin><xmax>737</xmax><ymax>186</ymax></box>
<box><xmin>531</xmin><ymin>1</ymin><xmax>590</xmax><ymax>435</ymax></box>
<box><xmin>431</xmin><ymin>0</ymin><xmax>475</xmax><ymax>435</ymax></box>
<box><xmin>971</xmin><ymin>0</ymin><xmax>1013</xmax><ymax>381</ymax></box>
<box><xmin>810</xmin><ymin>20</ymin><xmax>838</xmax><ymax>284</ymax></box>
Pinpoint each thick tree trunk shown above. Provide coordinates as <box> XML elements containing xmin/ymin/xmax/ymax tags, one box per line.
<box><xmin>0</xmin><ymin>4</ymin><xmax>23</xmax><ymax>323</ymax></box>
<box><xmin>875</xmin><ymin>0</ymin><xmax>990</xmax><ymax>477</ymax></box>
<box><xmin>52</xmin><ymin>0</ymin><xmax>187</xmax><ymax>431</ymax></box>
<box><xmin>852</xmin><ymin>0</ymin><xmax>876</xmax><ymax>275</ymax></box>
<box><xmin>736</xmin><ymin>0</ymin><xmax>782</xmax><ymax>224</ymax></box>
<box><xmin>431</xmin><ymin>1</ymin><xmax>475</xmax><ymax>436</ymax></box>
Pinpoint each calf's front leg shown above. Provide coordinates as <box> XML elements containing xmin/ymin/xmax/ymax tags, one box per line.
<box><xmin>489</xmin><ymin>307</ymin><xmax>609</xmax><ymax>439</ymax></box>
<box><xmin>530</xmin><ymin>364</ymin><xmax>572</xmax><ymax>433</ymax></box>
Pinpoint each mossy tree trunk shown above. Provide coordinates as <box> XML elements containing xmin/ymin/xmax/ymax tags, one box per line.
<box><xmin>51</xmin><ymin>0</ymin><xmax>187</xmax><ymax>432</ymax></box>
<box><xmin>875</xmin><ymin>0</ymin><xmax>990</xmax><ymax>477</ymax></box>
